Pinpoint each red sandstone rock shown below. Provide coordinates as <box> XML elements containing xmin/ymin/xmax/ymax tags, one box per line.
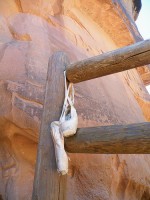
<box><xmin>0</xmin><ymin>1</ymin><xmax>150</xmax><ymax>200</ymax></box>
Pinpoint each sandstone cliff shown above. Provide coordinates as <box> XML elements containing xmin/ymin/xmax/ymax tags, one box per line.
<box><xmin>0</xmin><ymin>0</ymin><xmax>150</xmax><ymax>200</ymax></box>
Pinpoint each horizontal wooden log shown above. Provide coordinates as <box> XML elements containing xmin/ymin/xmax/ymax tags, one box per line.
<box><xmin>64</xmin><ymin>122</ymin><xmax>150</xmax><ymax>154</ymax></box>
<box><xmin>66</xmin><ymin>39</ymin><xmax>150</xmax><ymax>83</ymax></box>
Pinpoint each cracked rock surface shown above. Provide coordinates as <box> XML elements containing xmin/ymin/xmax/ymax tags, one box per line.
<box><xmin>0</xmin><ymin>0</ymin><xmax>150</xmax><ymax>200</ymax></box>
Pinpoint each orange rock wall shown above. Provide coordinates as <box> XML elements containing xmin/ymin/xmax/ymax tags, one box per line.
<box><xmin>0</xmin><ymin>0</ymin><xmax>150</xmax><ymax>200</ymax></box>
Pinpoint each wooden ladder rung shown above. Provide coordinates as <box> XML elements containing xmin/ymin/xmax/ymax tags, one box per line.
<box><xmin>65</xmin><ymin>122</ymin><xmax>150</xmax><ymax>154</ymax></box>
<box><xmin>66</xmin><ymin>39</ymin><xmax>150</xmax><ymax>83</ymax></box>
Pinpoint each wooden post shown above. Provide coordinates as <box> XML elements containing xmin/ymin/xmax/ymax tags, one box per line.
<box><xmin>64</xmin><ymin>122</ymin><xmax>150</xmax><ymax>154</ymax></box>
<box><xmin>66</xmin><ymin>39</ymin><xmax>150</xmax><ymax>83</ymax></box>
<box><xmin>32</xmin><ymin>52</ymin><xmax>70</xmax><ymax>200</ymax></box>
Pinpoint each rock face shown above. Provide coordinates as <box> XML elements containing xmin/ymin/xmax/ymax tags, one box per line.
<box><xmin>133</xmin><ymin>0</ymin><xmax>142</xmax><ymax>20</ymax></box>
<box><xmin>123</xmin><ymin>0</ymin><xmax>142</xmax><ymax>20</ymax></box>
<box><xmin>0</xmin><ymin>0</ymin><xmax>150</xmax><ymax>200</ymax></box>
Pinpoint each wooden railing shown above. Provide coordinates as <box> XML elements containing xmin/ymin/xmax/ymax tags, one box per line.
<box><xmin>32</xmin><ymin>39</ymin><xmax>150</xmax><ymax>200</ymax></box>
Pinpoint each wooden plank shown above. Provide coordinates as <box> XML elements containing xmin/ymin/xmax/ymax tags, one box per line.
<box><xmin>66</xmin><ymin>39</ymin><xmax>150</xmax><ymax>83</ymax></box>
<box><xmin>32</xmin><ymin>52</ymin><xmax>70</xmax><ymax>200</ymax></box>
<box><xmin>64</xmin><ymin>122</ymin><xmax>150</xmax><ymax>154</ymax></box>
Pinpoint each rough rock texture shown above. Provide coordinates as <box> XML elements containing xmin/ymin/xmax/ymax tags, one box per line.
<box><xmin>122</xmin><ymin>0</ymin><xmax>141</xmax><ymax>20</ymax></box>
<box><xmin>0</xmin><ymin>0</ymin><xmax>150</xmax><ymax>200</ymax></box>
<box><xmin>133</xmin><ymin>0</ymin><xmax>142</xmax><ymax>20</ymax></box>
<box><xmin>137</xmin><ymin>65</ymin><xmax>150</xmax><ymax>86</ymax></box>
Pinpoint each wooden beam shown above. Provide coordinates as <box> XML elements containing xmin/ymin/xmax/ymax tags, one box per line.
<box><xmin>66</xmin><ymin>39</ymin><xmax>150</xmax><ymax>83</ymax></box>
<box><xmin>32</xmin><ymin>52</ymin><xmax>69</xmax><ymax>200</ymax></box>
<box><xmin>64</xmin><ymin>122</ymin><xmax>150</xmax><ymax>154</ymax></box>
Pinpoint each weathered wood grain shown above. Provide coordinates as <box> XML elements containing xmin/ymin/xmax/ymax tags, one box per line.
<box><xmin>32</xmin><ymin>52</ymin><xmax>70</xmax><ymax>200</ymax></box>
<box><xmin>66</xmin><ymin>39</ymin><xmax>150</xmax><ymax>83</ymax></box>
<box><xmin>65</xmin><ymin>122</ymin><xmax>150</xmax><ymax>154</ymax></box>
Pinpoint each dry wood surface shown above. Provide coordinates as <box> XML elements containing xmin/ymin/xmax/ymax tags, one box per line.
<box><xmin>65</xmin><ymin>122</ymin><xmax>150</xmax><ymax>154</ymax></box>
<box><xmin>67</xmin><ymin>40</ymin><xmax>150</xmax><ymax>83</ymax></box>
